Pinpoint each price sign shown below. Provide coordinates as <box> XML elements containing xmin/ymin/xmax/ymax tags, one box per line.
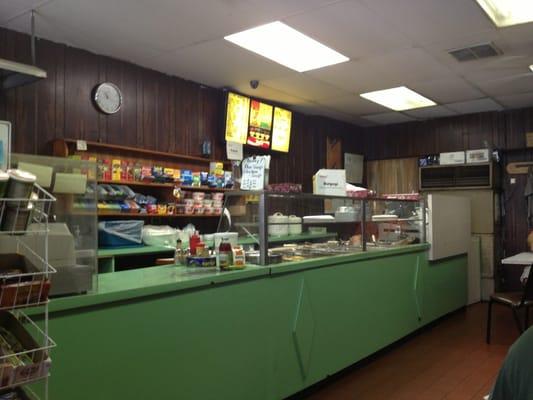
<box><xmin>241</xmin><ymin>156</ymin><xmax>267</xmax><ymax>191</ymax></box>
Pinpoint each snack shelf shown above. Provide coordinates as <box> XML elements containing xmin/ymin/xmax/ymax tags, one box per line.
<box><xmin>97</xmin><ymin>211</ymin><xmax>221</xmax><ymax>218</ymax></box>
<box><xmin>97</xmin><ymin>180</ymin><xmax>232</xmax><ymax>192</ymax></box>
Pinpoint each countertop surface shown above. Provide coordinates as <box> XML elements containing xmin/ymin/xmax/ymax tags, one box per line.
<box><xmin>40</xmin><ymin>243</ymin><xmax>430</xmax><ymax>314</ymax></box>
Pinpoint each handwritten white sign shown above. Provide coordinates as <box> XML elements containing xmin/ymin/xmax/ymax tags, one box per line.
<box><xmin>241</xmin><ymin>156</ymin><xmax>267</xmax><ymax>190</ymax></box>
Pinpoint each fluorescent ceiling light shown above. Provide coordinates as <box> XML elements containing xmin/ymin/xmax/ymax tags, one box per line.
<box><xmin>224</xmin><ymin>21</ymin><xmax>349</xmax><ymax>72</ymax></box>
<box><xmin>475</xmin><ymin>0</ymin><xmax>533</xmax><ymax>27</ymax></box>
<box><xmin>360</xmin><ymin>86</ymin><xmax>436</xmax><ymax>111</ymax></box>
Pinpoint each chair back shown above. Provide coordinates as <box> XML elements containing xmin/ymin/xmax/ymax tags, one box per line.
<box><xmin>521</xmin><ymin>266</ymin><xmax>533</xmax><ymax>305</ymax></box>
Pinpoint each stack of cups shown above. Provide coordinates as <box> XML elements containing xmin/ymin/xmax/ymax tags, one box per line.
<box><xmin>1</xmin><ymin>170</ymin><xmax>37</xmax><ymax>233</ymax></box>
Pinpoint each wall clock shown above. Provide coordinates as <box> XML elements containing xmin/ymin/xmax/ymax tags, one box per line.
<box><xmin>93</xmin><ymin>82</ymin><xmax>122</xmax><ymax>114</ymax></box>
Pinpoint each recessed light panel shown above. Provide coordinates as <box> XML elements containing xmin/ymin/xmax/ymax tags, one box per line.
<box><xmin>360</xmin><ymin>87</ymin><xmax>436</xmax><ymax>111</ymax></box>
<box><xmin>224</xmin><ymin>21</ymin><xmax>349</xmax><ymax>72</ymax></box>
<box><xmin>475</xmin><ymin>0</ymin><xmax>533</xmax><ymax>27</ymax></box>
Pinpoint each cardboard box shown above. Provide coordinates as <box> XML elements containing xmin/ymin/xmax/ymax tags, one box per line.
<box><xmin>439</xmin><ymin>151</ymin><xmax>465</xmax><ymax>165</ymax></box>
<box><xmin>313</xmin><ymin>169</ymin><xmax>346</xmax><ymax>196</ymax></box>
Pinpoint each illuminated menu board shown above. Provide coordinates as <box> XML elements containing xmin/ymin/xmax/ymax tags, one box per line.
<box><xmin>224</xmin><ymin>92</ymin><xmax>250</xmax><ymax>144</ymax></box>
<box><xmin>224</xmin><ymin>92</ymin><xmax>292</xmax><ymax>152</ymax></box>
<box><xmin>271</xmin><ymin>107</ymin><xmax>292</xmax><ymax>153</ymax></box>
<box><xmin>247</xmin><ymin>99</ymin><xmax>273</xmax><ymax>149</ymax></box>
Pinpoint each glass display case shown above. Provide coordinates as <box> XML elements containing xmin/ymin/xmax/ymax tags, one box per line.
<box><xmin>11</xmin><ymin>154</ymin><xmax>98</xmax><ymax>295</ymax></box>
<box><xmin>217</xmin><ymin>191</ymin><xmax>425</xmax><ymax>265</ymax></box>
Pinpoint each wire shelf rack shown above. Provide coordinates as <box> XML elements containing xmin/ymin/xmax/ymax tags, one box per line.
<box><xmin>0</xmin><ymin>240</ymin><xmax>56</xmax><ymax>311</ymax></box>
<box><xmin>0</xmin><ymin>311</ymin><xmax>55</xmax><ymax>391</ymax></box>
<box><xmin>0</xmin><ymin>181</ymin><xmax>56</xmax><ymax>399</ymax></box>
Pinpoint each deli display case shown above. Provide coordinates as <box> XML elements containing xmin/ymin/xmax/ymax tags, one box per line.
<box><xmin>217</xmin><ymin>191</ymin><xmax>426</xmax><ymax>265</ymax></box>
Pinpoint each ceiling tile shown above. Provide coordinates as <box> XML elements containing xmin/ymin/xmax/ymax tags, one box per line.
<box><xmin>262</xmin><ymin>73</ymin><xmax>351</xmax><ymax>102</ymax></box>
<box><xmin>308</xmin><ymin>60</ymin><xmax>399</xmax><ymax>94</ymax></box>
<box><xmin>367</xmin><ymin>47</ymin><xmax>456</xmax><ymax>83</ymax></box>
<box><xmin>409</xmin><ymin>78</ymin><xmax>485</xmax><ymax>103</ymax></box>
<box><xmin>495</xmin><ymin>92</ymin><xmax>533</xmax><ymax>109</ymax></box>
<box><xmin>246</xmin><ymin>0</ymin><xmax>343</xmax><ymax>18</ymax></box>
<box><xmin>285</xmin><ymin>1</ymin><xmax>412</xmax><ymax>60</ymax></box>
<box><xmin>465</xmin><ymin>69</ymin><xmax>533</xmax><ymax>97</ymax></box>
<box><xmin>404</xmin><ymin>105</ymin><xmax>457</xmax><ymax>119</ymax></box>
<box><xmin>0</xmin><ymin>0</ymin><xmax>51</xmax><ymax>25</ymax></box>
<box><xmin>446</xmin><ymin>98</ymin><xmax>504</xmax><ymax>114</ymax></box>
<box><xmin>290</xmin><ymin>102</ymin><xmax>360</xmax><ymax>125</ymax></box>
<box><xmin>362</xmin><ymin>112</ymin><xmax>416</xmax><ymax>125</ymax></box>
<box><xmin>12</xmin><ymin>0</ymin><xmax>294</xmax><ymax>53</ymax></box>
<box><xmin>148</xmin><ymin>39</ymin><xmax>292</xmax><ymax>89</ymax></box>
<box><xmin>317</xmin><ymin>95</ymin><xmax>389</xmax><ymax>116</ymax></box>
<box><xmin>360</xmin><ymin>0</ymin><xmax>495</xmax><ymax>47</ymax></box>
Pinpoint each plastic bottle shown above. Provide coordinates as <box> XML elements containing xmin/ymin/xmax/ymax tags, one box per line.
<box><xmin>218</xmin><ymin>239</ymin><xmax>233</xmax><ymax>270</ymax></box>
<box><xmin>189</xmin><ymin>231</ymin><xmax>201</xmax><ymax>256</ymax></box>
<box><xmin>174</xmin><ymin>239</ymin><xmax>183</xmax><ymax>265</ymax></box>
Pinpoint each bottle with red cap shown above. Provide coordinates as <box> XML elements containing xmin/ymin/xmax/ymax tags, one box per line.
<box><xmin>189</xmin><ymin>231</ymin><xmax>201</xmax><ymax>256</ymax></box>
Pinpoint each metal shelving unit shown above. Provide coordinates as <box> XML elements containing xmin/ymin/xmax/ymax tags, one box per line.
<box><xmin>0</xmin><ymin>184</ymin><xmax>57</xmax><ymax>399</ymax></box>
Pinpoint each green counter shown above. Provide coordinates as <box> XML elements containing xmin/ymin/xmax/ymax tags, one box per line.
<box><xmin>39</xmin><ymin>244</ymin><xmax>466</xmax><ymax>400</ymax></box>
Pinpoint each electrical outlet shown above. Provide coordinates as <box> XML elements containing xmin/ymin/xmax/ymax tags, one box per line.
<box><xmin>510</xmin><ymin>177</ymin><xmax>516</xmax><ymax>184</ymax></box>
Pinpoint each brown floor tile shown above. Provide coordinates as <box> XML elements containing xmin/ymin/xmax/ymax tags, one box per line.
<box><xmin>304</xmin><ymin>303</ymin><xmax>519</xmax><ymax>400</ymax></box>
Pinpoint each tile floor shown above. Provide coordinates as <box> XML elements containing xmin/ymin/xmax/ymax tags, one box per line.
<box><xmin>301</xmin><ymin>303</ymin><xmax>520</xmax><ymax>400</ymax></box>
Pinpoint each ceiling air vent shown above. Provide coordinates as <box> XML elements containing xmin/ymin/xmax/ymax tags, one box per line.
<box><xmin>448</xmin><ymin>42</ymin><xmax>502</xmax><ymax>62</ymax></box>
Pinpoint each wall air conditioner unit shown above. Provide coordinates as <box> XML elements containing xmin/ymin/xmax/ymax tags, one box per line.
<box><xmin>419</xmin><ymin>163</ymin><xmax>496</xmax><ymax>190</ymax></box>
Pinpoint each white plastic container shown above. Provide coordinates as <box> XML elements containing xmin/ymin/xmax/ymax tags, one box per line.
<box><xmin>288</xmin><ymin>215</ymin><xmax>302</xmax><ymax>235</ymax></box>
<box><xmin>142</xmin><ymin>225</ymin><xmax>177</xmax><ymax>247</ymax></box>
<box><xmin>268</xmin><ymin>212</ymin><xmax>289</xmax><ymax>237</ymax></box>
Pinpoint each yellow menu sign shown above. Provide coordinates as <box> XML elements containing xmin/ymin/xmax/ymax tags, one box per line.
<box><xmin>225</xmin><ymin>92</ymin><xmax>250</xmax><ymax>144</ymax></box>
<box><xmin>248</xmin><ymin>100</ymin><xmax>273</xmax><ymax>149</ymax></box>
<box><xmin>271</xmin><ymin>107</ymin><xmax>292</xmax><ymax>152</ymax></box>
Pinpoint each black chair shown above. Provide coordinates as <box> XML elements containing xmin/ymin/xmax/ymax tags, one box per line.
<box><xmin>486</xmin><ymin>266</ymin><xmax>533</xmax><ymax>344</ymax></box>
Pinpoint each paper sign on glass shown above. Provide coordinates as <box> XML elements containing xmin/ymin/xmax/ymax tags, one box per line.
<box><xmin>241</xmin><ymin>156</ymin><xmax>266</xmax><ymax>191</ymax></box>
<box><xmin>226</xmin><ymin>141</ymin><xmax>243</xmax><ymax>161</ymax></box>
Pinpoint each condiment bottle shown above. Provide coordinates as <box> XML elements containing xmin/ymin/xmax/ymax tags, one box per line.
<box><xmin>174</xmin><ymin>239</ymin><xmax>183</xmax><ymax>265</ymax></box>
<box><xmin>189</xmin><ymin>231</ymin><xmax>201</xmax><ymax>256</ymax></box>
<box><xmin>196</xmin><ymin>242</ymin><xmax>207</xmax><ymax>257</ymax></box>
<box><xmin>218</xmin><ymin>239</ymin><xmax>233</xmax><ymax>270</ymax></box>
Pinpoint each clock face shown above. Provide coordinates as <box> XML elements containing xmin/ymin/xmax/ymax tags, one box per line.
<box><xmin>93</xmin><ymin>83</ymin><xmax>122</xmax><ymax>114</ymax></box>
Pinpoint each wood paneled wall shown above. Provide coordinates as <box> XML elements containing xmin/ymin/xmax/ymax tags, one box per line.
<box><xmin>366</xmin><ymin>158</ymin><xmax>419</xmax><ymax>195</ymax></box>
<box><xmin>0</xmin><ymin>27</ymin><xmax>364</xmax><ymax>193</ymax></box>
<box><xmin>357</xmin><ymin>107</ymin><xmax>533</xmax><ymax>259</ymax></box>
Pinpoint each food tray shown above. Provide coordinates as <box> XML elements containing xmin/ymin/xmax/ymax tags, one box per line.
<box><xmin>185</xmin><ymin>255</ymin><xmax>216</xmax><ymax>268</ymax></box>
